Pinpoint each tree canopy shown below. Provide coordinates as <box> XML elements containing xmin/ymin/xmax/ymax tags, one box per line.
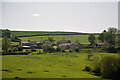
<box><xmin>88</xmin><ymin>34</ymin><xmax>96</xmax><ymax>45</ymax></box>
<box><xmin>2</xmin><ymin>29</ymin><xmax>11</xmax><ymax>38</ymax></box>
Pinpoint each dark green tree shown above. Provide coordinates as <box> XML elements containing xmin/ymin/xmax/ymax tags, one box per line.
<box><xmin>108</xmin><ymin>27</ymin><xmax>117</xmax><ymax>35</ymax></box>
<box><xmin>2</xmin><ymin>36</ymin><xmax>11</xmax><ymax>53</ymax></box>
<box><xmin>98</xmin><ymin>33</ymin><xmax>104</xmax><ymax>42</ymax></box>
<box><xmin>2</xmin><ymin>29</ymin><xmax>11</xmax><ymax>38</ymax></box>
<box><xmin>41</xmin><ymin>44</ymin><xmax>54</xmax><ymax>53</ymax></box>
<box><xmin>11</xmin><ymin>35</ymin><xmax>21</xmax><ymax>42</ymax></box>
<box><xmin>88</xmin><ymin>34</ymin><xmax>96</xmax><ymax>45</ymax></box>
<box><xmin>47</xmin><ymin>37</ymin><xmax>55</xmax><ymax>43</ymax></box>
<box><xmin>104</xmin><ymin>32</ymin><xmax>115</xmax><ymax>45</ymax></box>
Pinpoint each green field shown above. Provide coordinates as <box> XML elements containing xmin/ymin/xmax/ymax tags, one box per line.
<box><xmin>19</xmin><ymin>35</ymin><xmax>91</xmax><ymax>44</ymax></box>
<box><xmin>11</xmin><ymin>31</ymin><xmax>84</xmax><ymax>36</ymax></box>
<box><xmin>0</xmin><ymin>38</ymin><xmax>1</xmax><ymax>51</ymax></box>
<box><xmin>2</xmin><ymin>51</ymin><xmax>115</xmax><ymax>78</ymax></box>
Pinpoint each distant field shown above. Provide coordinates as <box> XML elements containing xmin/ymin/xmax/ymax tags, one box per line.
<box><xmin>0</xmin><ymin>38</ymin><xmax>1</xmax><ymax>51</ymax></box>
<box><xmin>10</xmin><ymin>31</ymin><xmax>99</xmax><ymax>44</ymax></box>
<box><xmin>11</xmin><ymin>31</ymin><xmax>86</xmax><ymax>36</ymax></box>
<box><xmin>2</xmin><ymin>52</ymin><xmax>116</xmax><ymax>78</ymax></box>
<box><xmin>19</xmin><ymin>35</ymin><xmax>90</xmax><ymax>44</ymax></box>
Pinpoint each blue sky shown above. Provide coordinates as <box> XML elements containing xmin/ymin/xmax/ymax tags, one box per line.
<box><xmin>1</xmin><ymin>1</ymin><xmax>118</xmax><ymax>33</ymax></box>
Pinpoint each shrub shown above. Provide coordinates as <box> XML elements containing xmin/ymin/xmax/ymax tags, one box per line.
<box><xmin>88</xmin><ymin>53</ymin><xmax>93</xmax><ymax>61</ymax></box>
<box><xmin>17</xmin><ymin>46</ymin><xmax>23</xmax><ymax>51</ymax></box>
<box><xmin>41</xmin><ymin>44</ymin><xmax>54</xmax><ymax>53</ymax></box>
<box><xmin>74</xmin><ymin>47</ymin><xmax>79</xmax><ymax>52</ymax></box>
<box><xmin>84</xmin><ymin>66</ymin><xmax>91</xmax><ymax>72</ymax></box>
<box><xmin>92</xmin><ymin>67</ymin><xmax>101</xmax><ymax>76</ymax></box>
<box><xmin>91</xmin><ymin>56</ymin><xmax>101</xmax><ymax>76</ymax></box>
<box><xmin>69</xmin><ymin>49</ymin><xmax>72</xmax><ymax>52</ymax></box>
<box><xmin>37</xmin><ymin>51</ymin><xmax>42</xmax><ymax>54</ymax></box>
<box><xmin>8</xmin><ymin>50</ymin><xmax>11</xmax><ymax>52</ymax></box>
<box><xmin>117</xmin><ymin>47</ymin><xmax>120</xmax><ymax>51</ymax></box>
<box><xmin>11</xmin><ymin>36</ymin><xmax>21</xmax><ymax>42</ymax></box>
<box><xmin>91</xmin><ymin>55</ymin><xmax>120</xmax><ymax>79</ymax></box>
<box><xmin>62</xmin><ymin>50</ymin><xmax>66</xmax><ymax>53</ymax></box>
<box><xmin>106</xmin><ymin>47</ymin><xmax>117</xmax><ymax>53</ymax></box>
<box><xmin>55</xmin><ymin>47</ymin><xmax>61</xmax><ymax>52</ymax></box>
<box><xmin>8</xmin><ymin>48</ymin><xmax>12</xmax><ymax>52</ymax></box>
<box><xmin>31</xmin><ymin>47</ymin><xmax>36</xmax><ymax>52</ymax></box>
<box><xmin>100</xmin><ymin>55</ymin><xmax>120</xmax><ymax>79</ymax></box>
<box><xmin>12</xmin><ymin>47</ymin><xmax>18</xmax><ymax>52</ymax></box>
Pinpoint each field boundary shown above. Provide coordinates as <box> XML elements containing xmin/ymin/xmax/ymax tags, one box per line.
<box><xmin>17</xmin><ymin>34</ymin><xmax>89</xmax><ymax>37</ymax></box>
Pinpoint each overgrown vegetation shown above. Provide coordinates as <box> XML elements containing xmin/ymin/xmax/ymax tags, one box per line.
<box><xmin>85</xmin><ymin>55</ymin><xmax>120</xmax><ymax>79</ymax></box>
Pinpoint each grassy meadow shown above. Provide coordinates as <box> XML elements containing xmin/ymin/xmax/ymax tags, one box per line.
<box><xmin>19</xmin><ymin>35</ymin><xmax>90</xmax><ymax>44</ymax></box>
<box><xmin>11</xmin><ymin>31</ymin><xmax>84</xmax><ymax>36</ymax></box>
<box><xmin>2</xmin><ymin>51</ymin><xmax>116</xmax><ymax>78</ymax></box>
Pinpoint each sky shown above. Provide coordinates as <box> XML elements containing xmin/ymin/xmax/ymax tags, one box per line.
<box><xmin>0</xmin><ymin>1</ymin><xmax>118</xmax><ymax>33</ymax></box>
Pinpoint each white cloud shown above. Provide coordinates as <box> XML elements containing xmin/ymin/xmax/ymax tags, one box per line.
<box><xmin>32</xmin><ymin>13</ymin><xmax>40</xmax><ymax>16</ymax></box>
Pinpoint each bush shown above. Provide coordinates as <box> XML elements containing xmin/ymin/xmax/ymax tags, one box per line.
<box><xmin>91</xmin><ymin>55</ymin><xmax>120</xmax><ymax>79</ymax></box>
<box><xmin>31</xmin><ymin>47</ymin><xmax>36</xmax><ymax>52</ymax></box>
<box><xmin>74</xmin><ymin>47</ymin><xmax>79</xmax><ymax>52</ymax></box>
<box><xmin>62</xmin><ymin>50</ymin><xmax>66</xmax><ymax>53</ymax></box>
<box><xmin>55</xmin><ymin>47</ymin><xmax>61</xmax><ymax>52</ymax></box>
<box><xmin>84</xmin><ymin>66</ymin><xmax>91</xmax><ymax>72</ymax></box>
<box><xmin>37</xmin><ymin>51</ymin><xmax>42</xmax><ymax>54</ymax></box>
<box><xmin>100</xmin><ymin>55</ymin><xmax>120</xmax><ymax>79</ymax></box>
<box><xmin>117</xmin><ymin>47</ymin><xmax>120</xmax><ymax>51</ymax></box>
<box><xmin>92</xmin><ymin>67</ymin><xmax>101</xmax><ymax>76</ymax></box>
<box><xmin>69</xmin><ymin>49</ymin><xmax>72</xmax><ymax>52</ymax></box>
<box><xmin>41</xmin><ymin>44</ymin><xmax>54</xmax><ymax>53</ymax></box>
<box><xmin>8</xmin><ymin>48</ymin><xmax>12</xmax><ymax>52</ymax></box>
<box><xmin>26</xmin><ymin>50</ymin><xmax>31</xmax><ymax>53</ymax></box>
<box><xmin>12</xmin><ymin>47</ymin><xmax>18</xmax><ymax>52</ymax></box>
<box><xmin>106</xmin><ymin>47</ymin><xmax>117</xmax><ymax>53</ymax></box>
<box><xmin>11</xmin><ymin>35</ymin><xmax>21</xmax><ymax>42</ymax></box>
<box><xmin>88</xmin><ymin>53</ymin><xmax>93</xmax><ymax>61</ymax></box>
<box><xmin>91</xmin><ymin>56</ymin><xmax>101</xmax><ymax>76</ymax></box>
<box><xmin>17</xmin><ymin>46</ymin><xmax>23</xmax><ymax>51</ymax></box>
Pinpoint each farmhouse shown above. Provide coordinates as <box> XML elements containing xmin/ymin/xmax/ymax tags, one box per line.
<box><xmin>57</xmin><ymin>40</ymin><xmax>71</xmax><ymax>45</ymax></box>
<box><xmin>92</xmin><ymin>42</ymin><xmax>111</xmax><ymax>47</ymax></box>
<box><xmin>19</xmin><ymin>40</ymin><xmax>52</xmax><ymax>49</ymax></box>
<box><xmin>92</xmin><ymin>42</ymin><xmax>104</xmax><ymax>47</ymax></box>
<box><xmin>19</xmin><ymin>41</ymin><xmax>41</xmax><ymax>49</ymax></box>
<box><xmin>42</xmin><ymin>40</ymin><xmax>52</xmax><ymax>46</ymax></box>
<box><xmin>57</xmin><ymin>40</ymin><xmax>80</xmax><ymax>50</ymax></box>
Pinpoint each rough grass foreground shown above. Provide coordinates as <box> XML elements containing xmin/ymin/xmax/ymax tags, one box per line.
<box><xmin>2</xmin><ymin>52</ymin><xmax>116</xmax><ymax>78</ymax></box>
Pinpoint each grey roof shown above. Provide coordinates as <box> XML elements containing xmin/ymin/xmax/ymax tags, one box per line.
<box><xmin>57</xmin><ymin>40</ymin><xmax>71</xmax><ymax>45</ymax></box>
<box><xmin>20</xmin><ymin>41</ymin><xmax>29</xmax><ymax>43</ymax></box>
<box><xmin>58</xmin><ymin>43</ymin><xmax>80</xmax><ymax>50</ymax></box>
<box><xmin>59</xmin><ymin>43</ymin><xmax>80</xmax><ymax>47</ymax></box>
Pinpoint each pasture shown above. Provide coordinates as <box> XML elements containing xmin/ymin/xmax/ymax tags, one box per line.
<box><xmin>2</xmin><ymin>51</ymin><xmax>115</xmax><ymax>78</ymax></box>
<box><xmin>19</xmin><ymin>35</ymin><xmax>90</xmax><ymax>44</ymax></box>
<box><xmin>11</xmin><ymin>31</ymin><xmax>81</xmax><ymax>36</ymax></box>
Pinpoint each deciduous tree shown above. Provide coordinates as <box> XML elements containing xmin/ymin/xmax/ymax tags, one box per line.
<box><xmin>2</xmin><ymin>36</ymin><xmax>11</xmax><ymax>53</ymax></box>
<box><xmin>88</xmin><ymin>34</ymin><xmax>96</xmax><ymax>45</ymax></box>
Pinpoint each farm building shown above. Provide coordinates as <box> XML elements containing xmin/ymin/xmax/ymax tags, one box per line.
<box><xmin>42</xmin><ymin>40</ymin><xmax>52</xmax><ymax>46</ymax></box>
<box><xmin>19</xmin><ymin>40</ymin><xmax>52</xmax><ymax>49</ymax></box>
<box><xmin>57</xmin><ymin>40</ymin><xmax>71</xmax><ymax>46</ymax></box>
<box><xmin>59</xmin><ymin>43</ymin><xmax>81</xmax><ymax>50</ymax></box>
<box><xmin>19</xmin><ymin>41</ymin><xmax>39</xmax><ymax>49</ymax></box>
<box><xmin>92</xmin><ymin>42</ymin><xmax>104</xmax><ymax>47</ymax></box>
<box><xmin>57</xmin><ymin>40</ymin><xmax>80</xmax><ymax>50</ymax></box>
<box><xmin>92</xmin><ymin>42</ymin><xmax>111</xmax><ymax>47</ymax></box>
